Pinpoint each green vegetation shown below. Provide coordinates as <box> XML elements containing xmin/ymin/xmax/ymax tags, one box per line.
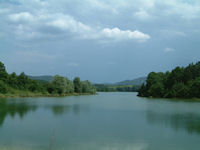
<box><xmin>95</xmin><ymin>84</ymin><xmax>140</xmax><ymax>92</ymax></box>
<box><xmin>0</xmin><ymin>61</ymin><xmax>96</xmax><ymax>98</ymax></box>
<box><xmin>138</xmin><ymin>61</ymin><xmax>200</xmax><ymax>98</ymax></box>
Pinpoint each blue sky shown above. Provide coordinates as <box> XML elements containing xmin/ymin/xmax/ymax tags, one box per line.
<box><xmin>0</xmin><ymin>0</ymin><xmax>200</xmax><ymax>83</ymax></box>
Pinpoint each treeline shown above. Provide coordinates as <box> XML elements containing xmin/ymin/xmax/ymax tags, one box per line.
<box><xmin>95</xmin><ymin>84</ymin><xmax>139</xmax><ymax>92</ymax></box>
<box><xmin>0</xmin><ymin>61</ymin><xmax>96</xmax><ymax>96</ymax></box>
<box><xmin>138</xmin><ymin>61</ymin><xmax>200</xmax><ymax>98</ymax></box>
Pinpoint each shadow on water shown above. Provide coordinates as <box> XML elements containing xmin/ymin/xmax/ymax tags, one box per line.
<box><xmin>0</xmin><ymin>99</ymin><xmax>38</xmax><ymax>127</ymax></box>
<box><xmin>146</xmin><ymin>106</ymin><xmax>200</xmax><ymax>134</ymax></box>
<box><xmin>0</xmin><ymin>97</ymin><xmax>90</xmax><ymax>127</ymax></box>
<box><xmin>45</xmin><ymin>104</ymin><xmax>88</xmax><ymax>116</ymax></box>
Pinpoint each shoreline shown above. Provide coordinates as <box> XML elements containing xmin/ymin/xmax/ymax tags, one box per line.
<box><xmin>137</xmin><ymin>95</ymin><xmax>200</xmax><ymax>102</ymax></box>
<box><xmin>0</xmin><ymin>92</ymin><xmax>96</xmax><ymax>99</ymax></box>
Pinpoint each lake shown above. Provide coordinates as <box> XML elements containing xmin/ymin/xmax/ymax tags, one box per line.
<box><xmin>0</xmin><ymin>92</ymin><xmax>200</xmax><ymax>150</ymax></box>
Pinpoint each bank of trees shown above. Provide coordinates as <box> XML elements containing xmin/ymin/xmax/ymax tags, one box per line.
<box><xmin>47</xmin><ymin>76</ymin><xmax>96</xmax><ymax>95</ymax></box>
<box><xmin>0</xmin><ymin>61</ymin><xmax>96</xmax><ymax>96</ymax></box>
<box><xmin>95</xmin><ymin>84</ymin><xmax>139</xmax><ymax>92</ymax></box>
<box><xmin>138</xmin><ymin>61</ymin><xmax>200</xmax><ymax>98</ymax></box>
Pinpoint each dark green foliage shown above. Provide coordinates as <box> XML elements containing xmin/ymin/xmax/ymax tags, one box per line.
<box><xmin>82</xmin><ymin>80</ymin><xmax>96</xmax><ymax>94</ymax></box>
<box><xmin>8</xmin><ymin>72</ymin><xmax>18</xmax><ymax>88</ymax></box>
<box><xmin>138</xmin><ymin>61</ymin><xmax>200</xmax><ymax>98</ymax></box>
<box><xmin>17</xmin><ymin>72</ymin><xmax>30</xmax><ymax>89</ymax></box>
<box><xmin>73</xmin><ymin>77</ymin><xmax>82</xmax><ymax>93</ymax></box>
<box><xmin>0</xmin><ymin>99</ymin><xmax>37</xmax><ymax>126</ymax></box>
<box><xmin>0</xmin><ymin>62</ymin><xmax>8</xmax><ymax>82</ymax></box>
<box><xmin>47</xmin><ymin>75</ymin><xmax>74</xmax><ymax>95</ymax></box>
<box><xmin>0</xmin><ymin>61</ymin><xmax>95</xmax><ymax>96</ymax></box>
<box><xmin>0</xmin><ymin>81</ymin><xmax>8</xmax><ymax>94</ymax></box>
<box><xmin>189</xmin><ymin>77</ymin><xmax>200</xmax><ymax>98</ymax></box>
<box><xmin>95</xmin><ymin>84</ymin><xmax>139</xmax><ymax>92</ymax></box>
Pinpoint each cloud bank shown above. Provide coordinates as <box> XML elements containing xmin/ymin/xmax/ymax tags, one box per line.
<box><xmin>7</xmin><ymin>11</ymin><xmax>150</xmax><ymax>42</ymax></box>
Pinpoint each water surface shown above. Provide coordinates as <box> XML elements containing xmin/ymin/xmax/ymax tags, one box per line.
<box><xmin>0</xmin><ymin>92</ymin><xmax>200</xmax><ymax>150</ymax></box>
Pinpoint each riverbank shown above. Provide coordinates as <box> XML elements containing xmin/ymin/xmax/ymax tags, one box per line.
<box><xmin>0</xmin><ymin>92</ymin><xmax>96</xmax><ymax>98</ymax></box>
<box><xmin>138</xmin><ymin>95</ymin><xmax>200</xmax><ymax>102</ymax></box>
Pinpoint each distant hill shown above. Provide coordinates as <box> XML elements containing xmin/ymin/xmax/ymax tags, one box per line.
<box><xmin>115</xmin><ymin>77</ymin><xmax>147</xmax><ymax>86</ymax></box>
<box><xmin>28</xmin><ymin>75</ymin><xmax>54</xmax><ymax>82</ymax></box>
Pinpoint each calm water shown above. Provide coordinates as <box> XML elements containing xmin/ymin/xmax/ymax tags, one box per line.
<box><xmin>0</xmin><ymin>92</ymin><xmax>200</xmax><ymax>150</ymax></box>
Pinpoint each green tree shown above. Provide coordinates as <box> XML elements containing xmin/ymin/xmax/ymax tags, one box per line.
<box><xmin>170</xmin><ymin>82</ymin><xmax>189</xmax><ymax>98</ymax></box>
<box><xmin>17</xmin><ymin>72</ymin><xmax>29</xmax><ymax>89</ymax></box>
<box><xmin>189</xmin><ymin>77</ymin><xmax>200</xmax><ymax>98</ymax></box>
<box><xmin>81</xmin><ymin>80</ymin><xmax>96</xmax><ymax>94</ymax></box>
<box><xmin>73</xmin><ymin>77</ymin><xmax>82</xmax><ymax>93</ymax></box>
<box><xmin>8</xmin><ymin>72</ymin><xmax>18</xmax><ymax>88</ymax></box>
<box><xmin>148</xmin><ymin>82</ymin><xmax>165</xmax><ymax>97</ymax></box>
<box><xmin>27</xmin><ymin>80</ymin><xmax>42</xmax><ymax>92</ymax></box>
<box><xmin>0</xmin><ymin>62</ymin><xmax>8</xmax><ymax>82</ymax></box>
<box><xmin>50</xmin><ymin>75</ymin><xmax>68</xmax><ymax>94</ymax></box>
<box><xmin>65</xmin><ymin>78</ymin><xmax>74</xmax><ymax>94</ymax></box>
<box><xmin>138</xmin><ymin>61</ymin><xmax>200</xmax><ymax>98</ymax></box>
<box><xmin>0</xmin><ymin>80</ymin><xmax>8</xmax><ymax>94</ymax></box>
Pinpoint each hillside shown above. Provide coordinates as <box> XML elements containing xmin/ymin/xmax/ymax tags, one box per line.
<box><xmin>28</xmin><ymin>75</ymin><xmax>54</xmax><ymax>82</ymax></box>
<box><xmin>115</xmin><ymin>77</ymin><xmax>147</xmax><ymax>86</ymax></box>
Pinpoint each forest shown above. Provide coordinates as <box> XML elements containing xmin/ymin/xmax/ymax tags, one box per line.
<box><xmin>138</xmin><ymin>61</ymin><xmax>200</xmax><ymax>98</ymax></box>
<box><xmin>0</xmin><ymin>61</ymin><xmax>96</xmax><ymax>97</ymax></box>
<box><xmin>94</xmin><ymin>84</ymin><xmax>140</xmax><ymax>92</ymax></box>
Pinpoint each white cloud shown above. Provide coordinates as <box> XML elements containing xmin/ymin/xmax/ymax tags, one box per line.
<box><xmin>9</xmin><ymin>12</ymin><xmax>35</xmax><ymax>22</ymax></box>
<box><xmin>8</xmin><ymin>11</ymin><xmax>150</xmax><ymax>43</ymax></box>
<box><xmin>164</xmin><ymin>47</ymin><xmax>175</xmax><ymax>52</ymax></box>
<box><xmin>161</xmin><ymin>0</ymin><xmax>200</xmax><ymax>19</ymax></box>
<box><xmin>134</xmin><ymin>9</ymin><xmax>155</xmax><ymax>21</ymax></box>
<box><xmin>101</xmin><ymin>27</ymin><xmax>150</xmax><ymax>42</ymax></box>
<box><xmin>47</xmin><ymin>15</ymin><xmax>92</xmax><ymax>33</ymax></box>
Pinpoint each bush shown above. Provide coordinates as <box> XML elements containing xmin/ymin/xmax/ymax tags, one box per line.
<box><xmin>0</xmin><ymin>81</ymin><xmax>8</xmax><ymax>94</ymax></box>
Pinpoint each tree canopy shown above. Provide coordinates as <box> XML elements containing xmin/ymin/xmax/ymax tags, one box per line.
<box><xmin>138</xmin><ymin>61</ymin><xmax>200</xmax><ymax>98</ymax></box>
<box><xmin>0</xmin><ymin>61</ymin><xmax>96</xmax><ymax>96</ymax></box>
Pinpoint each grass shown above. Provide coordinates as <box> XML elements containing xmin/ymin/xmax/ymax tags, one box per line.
<box><xmin>0</xmin><ymin>88</ymin><xmax>96</xmax><ymax>98</ymax></box>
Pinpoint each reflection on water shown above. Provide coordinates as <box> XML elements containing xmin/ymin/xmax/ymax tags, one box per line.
<box><xmin>146</xmin><ymin>111</ymin><xmax>200</xmax><ymax>134</ymax></box>
<box><xmin>50</xmin><ymin>104</ymin><xmax>81</xmax><ymax>115</ymax></box>
<box><xmin>0</xmin><ymin>93</ymin><xmax>200</xmax><ymax>150</ymax></box>
<box><xmin>145</xmin><ymin>98</ymin><xmax>200</xmax><ymax>135</ymax></box>
<box><xmin>0</xmin><ymin>99</ymin><xmax>37</xmax><ymax>126</ymax></box>
<box><xmin>0</xmin><ymin>98</ymin><xmax>90</xmax><ymax>127</ymax></box>
<box><xmin>49</xmin><ymin>105</ymin><xmax>71</xmax><ymax>116</ymax></box>
<box><xmin>45</xmin><ymin>104</ymin><xmax>88</xmax><ymax>116</ymax></box>
<box><xmin>0</xmin><ymin>142</ymin><xmax>148</xmax><ymax>150</ymax></box>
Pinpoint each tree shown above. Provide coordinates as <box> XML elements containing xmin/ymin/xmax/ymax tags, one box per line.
<box><xmin>73</xmin><ymin>77</ymin><xmax>82</xmax><ymax>93</ymax></box>
<box><xmin>0</xmin><ymin>61</ymin><xmax>8</xmax><ymax>83</ymax></box>
<box><xmin>17</xmin><ymin>72</ymin><xmax>29</xmax><ymax>89</ymax></box>
<box><xmin>65</xmin><ymin>78</ymin><xmax>74</xmax><ymax>94</ymax></box>
<box><xmin>0</xmin><ymin>80</ymin><xmax>8</xmax><ymax>94</ymax></box>
<box><xmin>27</xmin><ymin>80</ymin><xmax>41</xmax><ymax>92</ymax></box>
<box><xmin>170</xmin><ymin>82</ymin><xmax>189</xmax><ymax>98</ymax></box>
<box><xmin>50</xmin><ymin>75</ymin><xmax>68</xmax><ymax>94</ymax></box>
<box><xmin>0</xmin><ymin>61</ymin><xmax>96</xmax><ymax>96</ymax></box>
<box><xmin>148</xmin><ymin>82</ymin><xmax>165</xmax><ymax>97</ymax></box>
<box><xmin>8</xmin><ymin>72</ymin><xmax>18</xmax><ymax>88</ymax></box>
<box><xmin>81</xmin><ymin>80</ymin><xmax>96</xmax><ymax>93</ymax></box>
<box><xmin>189</xmin><ymin>77</ymin><xmax>200</xmax><ymax>98</ymax></box>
